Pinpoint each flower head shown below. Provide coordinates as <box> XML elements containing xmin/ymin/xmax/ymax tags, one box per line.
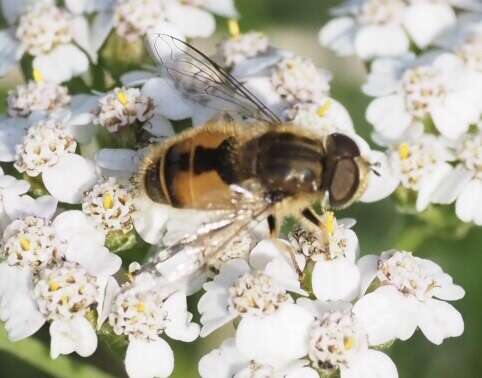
<box><xmin>34</xmin><ymin>261</ymin><xmax>100</xmax><ymax>321</ymax></box>
<box><xmin>94</xmin><ymin>87</ymin><xmax>155</xmax><ymax>133</ymax></box>
<box><xmin>7</xmin><ymin>81</ymin><xmax>71</xmax><ymax>118</ymax></box>
<box><xmin>82</xmin><ymin>177</ymin><xmax>135</xmax><ymax>234</ymax></box>
<box><xmin>14</xmin><ymin>119</ymin><xmax>77</xmax><ymax>177</ymax></box>
<box><xmin>1</xmin><ymin>216</ymin><xmax>63</xmax><ymax>271</ymax></box>
<box><xmin>218</xmin><ymin>31</ymin><xmax>270</xmax><ymax>66</ymax></box>
<box><xmin>16</xmin><ymin>4</ymin><xmax>72</xmax><ymax>56</ymax></box>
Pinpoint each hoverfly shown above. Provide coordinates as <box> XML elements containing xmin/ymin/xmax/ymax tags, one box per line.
<box><xmin>138</xmin><ymin>34</ymin><xmax>370</xmax><ymax>278</ymax></box>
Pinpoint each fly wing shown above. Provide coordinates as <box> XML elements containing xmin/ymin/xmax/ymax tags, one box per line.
<box><xmin>147</xmin><ymin>33</ymin><xmax>281</xmax><ymax>125</ymax></box>
<box><xmin>141</xmin><ymin>183</ymin><xmax>272</xmax><ymax>281</ymax></box>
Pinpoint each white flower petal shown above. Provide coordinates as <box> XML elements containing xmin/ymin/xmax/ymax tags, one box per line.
<box><xmin>97</xmin><ymin>277</ymin><xmax>120</xmax><ymax>329</ymax></box>
<box><xmin>65</xmin><ymin>234</ymin><xmax>122</xmax><ymax>276</ymax></box>
<box><xmin>142</xmin><ymin>78</ymin><xmax>193</xmax><ymax>120</ymax></box>
<box><xmin>431</xmin><ymin>166</ymin><xmax>473</xmax><ymax>205</ymax></box>
<box><xmin>199</xmin><ymin>338</ymin><xmax>248</xmax><ymax>378</ymax></box>
<box><xmin>96</xmin><ymin>148</ymin><xmax>138</xmax><ymax>177</ymax></box>
<box><xmin>163</xmin><ymin>291</ymin><xmax>200</xmax><ymax>341</ymax></box>
<box><xmin>403</xmin><ymin>3</ymin><xmax>456</xmax><ymax>48</ymax></box>
<box><xmin>360</xmin><ymin>151</ymin><xmax>399</xmax><ymax>203</ymax></box>
<box><xmin>362</xmin><ymin>57</ymin><xmax>407</xmax><ymax>97</ymax></box>
<box><xmin>342</xmin><ymin>349</ymin><xmax>398</xmax><ymax>378</ymax></box>
<box><xmin>125</xmin><ymin>338</ymin><xmax>174</xmax><ymax>378</ymax></box>
<box><xmin>0</xmin><ymin>264</ymin><xmax>45</xmax><ymax>341</ymax></box>
<box><xmin>418</xmin><ymin>299</ymin><xmax>464</xmax><ymax>345</ymax></box>
<box><xmin>312</xmin><ymin>258</ymin><xmax>360</xmax><ymax>302</ymax></box>
<box><xmin>167</xmin><ymin>4</ymin><xmax>216</xmax><ymax>38</ymax></box>
<box><xmin>355</xmin><ymin>25</ymin><xmax>409</xmax><ymax>60</ymax></box>
<box><xmin>416</xmin><ymin>162</ymin><xmax>453</xmax><ymax>212</ymax></box>
<box><xmin>0</xmin><ymin>29</ymin><xmax>21</xmax><ymax>75</ymax></box>
<box><xmin>2</xmin><ymin>0</ymin><xmax>39</xmax><ymax>24</ymax></box>
<box><xmin>353</xmin><ymin>286</ymin><xmax>418</xmax><ymax>345</ymax></box>
<box><xmin>144</xmin><ymin>113</ymin><xmax>174</xmax><ymax>137</ymax></box>
<box><xmin>3</xmin><ymin>193</ymin><xmax>58</xmax><ymax>220</ymax></box>
<box><xmin>71</xmin><ymin>16</ymin><xmax>91</xmax><ymax>60</ymax></box>
<box><xmin>121</xmin><ymin>70</ymin><xmax>157</xmax><ymax>87</ymax></box>
<box><xmin>200</xmin><ymin>0</ymin><xmax>238</xmax><ymax>17</ymax></box>
<box><xmin>52</xmin><ymin>210</ymin><xmax>104</xmax><ymax>245</ymax></box>
<box><xmin>319</xmin><ymin>17</ymin><xmax>356</xmax><ymax>56</ymax></box>
<box><xmin>432</xmin><ymin>284</ymin><xmax>465</xmax><ymax>301</ymax></box>
<box><xmin>236</xmin><ymin>303</ymin><xmax>313</xmax><ymax>367</ymax></box>
<box><xmin>132</xmin><ymin>197</ymin><xmax>169</xmax><ymax>244</ymax></box>
<box><xmin>33</xmin><ymin>44</ymin><xmax>89</xmax><ymax>84</ymax></box>
<box><xmin>42</xmin><ymin>154</ymin><xmax>97</xmax><ymax>204</ymax></box>
<box><xmin>50</xmin><ymin>316</ymin><xmax>97</xmax><ymax>358</ymax></box>
<box><xmin>89</xmin><ymin>11</ymin><xmax>114</xmax><ymax>63</ymax></box>
<box><xmin>147</xmin><ymin>21</ymin><xmax>185</xmax><ymax>60</ymax></box>
<box><xmin>357</xmin><ymin>254</ymin><xmax>379</xmax><ymax>296</ymax></box>
<box><xmin>0</xmin><ymin>118</ymin><xmax>28</xmax><ymax>162</ymax></box>
<box><xmin>366</xmin><ymin>95</ymin><xmax>411</xmax><ymax>141</ymax></box>
<box><xmin>455</xmin><ymin>180</ymin><xmax>482</xmax><ymax>225</ymax></box>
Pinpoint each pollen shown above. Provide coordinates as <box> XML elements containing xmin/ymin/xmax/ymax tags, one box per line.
<box><xmin>49</xmin><ymin>280</ymin><xmax>60</xmax><ymax>291</ymax></box>
<box><xmin>344</xmin><ymin>336</ymin><xmax>355</xmax><ymax>350</ymax></box>
<box><xmin>116</xmin><ymin>90</ymin><xmax>129</xmax><ymax>106</ymax></box>
<box><xmin>324</xmin><ymin>211</ymin><xmax>336</xmax><ymax>236</ymax></box>
<box><xmin>61</xmin><ymin>295</ymin><xmax>69</xmax><ymax>305</ymax></box>
<box><xmin>228</xmin><ymin>18</ymin><xmax>240</xmax><ymax>37</ymax></box>
<box><xmin>398</xmin><ymin>143</ymin><xmax>411</xmax><ymax>160</ymax></box>
<box><xmin>20</xmin><ymin>238</ymin><xmax>31</xmax><ymax>251</ymax></box>
<box><xmin>136</xmin><ymin>302</ymin><xmax>145</xmax><ymax>313</ymax></box>
<box><xmin>33</xmin><ymin>68</ymin><xmax>44</xmax><ymax>83</ymax></box>
<box><xmin>317</xmin><ymin>99</ymin><xmax>332</xmax><ymax>117</ymax></box>
<box><xmin>102</xmin><ymin>193</ymin><xmax>114</xmax><ymax>209</ymax></box>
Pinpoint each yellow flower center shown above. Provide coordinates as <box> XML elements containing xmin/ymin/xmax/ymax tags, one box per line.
<box><xmin>228</xmin><ymin>18</ymin><xmax>240</xmax><ymax>37</ymax></box>
<box><xmin>103</xmin><ymin>193</ymin><xmax>114</xmax><ymax>209</ymax></box>
<box><xmin>61</xmin><ymin>296</ymin><xmax>69</xmax><ymax>305</ymax></box>
<box><xmin>344</xmin><ymin>336</ymin><xmax>355</xmax><ymax>350</ymax></box>
<box><xmin>20</xmin><ymin>238</ymin><xmax>31</xmax><ymax>251</ymax></box>
<box><xmin>49</xmin><ymin>280</ymin><xmax>60</xmax><ymax>291</ymax></box>
<box><xmin>398</xmin><ymin>143</ymin><xmax>411</xmax><ymax>160</ymax></box>
<box><xmin>116</xmin><ymin>90</ymin><xmax>129</xmax><ymax>106</ymax></box>
<box><xmin>33</xmin><ymin>68</ymin><xmax>44</xmax><ymax>83</ymax></box>
<box><xmin>317</xmin><ymin>99</ymin><xmax>332</xmax><ymax>117</ymax></box>
<box><xmin>136</xmin><ymin>302</ymin><xmax>145</xmax><ymax>313</ymax></box>
<box><xmin>324</xmin><ymin>211</ymin><xmax>336</xmax><ymax>236</ymax></box>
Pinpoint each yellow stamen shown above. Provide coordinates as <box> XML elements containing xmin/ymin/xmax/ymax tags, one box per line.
<box><xmin>20</xmin><ymin>238</ymin><xmax>31</xmax><ymax>251</ymax></box>
<box><xmin>398</xmin><ymin>143</ymin><xmax>411</xmax><ymax>160</ymax></box>
<box><xmin>317</xmin><ymin>99</ymin><xmax>332</xmax><ymax>117</ymax></box>
<box><xmin>344</xmin><ymin>336</ymin><xmax>355</xmax><ymax>350</ymax></box>
<box><xmin>116</xmin><ymin>90</ymin><xmax>129</xmax><ymax>106</ymax></box>
<box><xmin>61</xmin><ymin>296</ymin><xmax>69</xmax><ymax>305</ymax></box>
<box><xmin>136</xmin><ymin>302</ymin><xmax>145</xmax><ymax>313</ymax></box>
<box><xmin>49</xmin><ymin>280</ymin><xmax>60</xmax><ymax>291</ymax></box>
<box><xmin>33</xmin><ymin>68</ymin><xmax>44</xmax><ymax>83</ymax></box>
<box><xmin>103</xmin><ymin>193</ymin><xmax>114</xmax><ymax>209</ymax></box>
<box><xmin>324</xmin><ymin>211</ymin><xmax>336</xmax><ymax>236</ymax></box>
<box><xmin>227</xmin><ymin>19</ymin><xmax>240</xmax><ymax>37</ymax></box>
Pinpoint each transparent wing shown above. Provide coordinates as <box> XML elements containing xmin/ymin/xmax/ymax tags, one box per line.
<box><xmin>141</xmin><ymin>184</ymin><xmax>272</xmax><ymax>280</ymax></box>
<box><xmin>147</xmin><ymin>33</ymin><xmax>282</xmax><ymax>125</ymax></box>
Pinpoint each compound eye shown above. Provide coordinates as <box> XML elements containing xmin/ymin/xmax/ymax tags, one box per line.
<box><xmin>329</xmin><ymin>158</ymin><xmax>359</xmax><ymax>208</ymax></box>
<box><xmin>325</xmin><ymin>133</ymin><xmax>361</xmax><ymax>158</ymax></box>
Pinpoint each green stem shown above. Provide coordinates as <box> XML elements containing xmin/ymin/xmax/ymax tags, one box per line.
<box><xmin>0</xmin><ymin>328</ymin><xmax>113</xmax><ymax>378</ymax></box>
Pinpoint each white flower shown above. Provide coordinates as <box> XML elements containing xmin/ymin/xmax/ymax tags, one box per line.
<box><xmin>109</xmin><ymin>272</ymin><xmax>199</xmax><ymax>378</ymax></box>
<box><xmin>383</xmin><ymin>135</ymin><xmax>455</xmax><ymax>211</ymax></box>
<box><xmin>198</xmin><ymin>241</ymin><xmax>311</xmax><ymax>367</ymax></box>
<box><xmin>94</xmin><ymin>87</ymin><xmax>156</xmax><ymax>134</ymax></box>
<box><xmin>430</xmin><ymin>132</ymin><xmax>482</xmax><ymax>224</ymax></box>
<box><xmin>283</xmin><ymin>99</ymin><xmax>354</xmax><ymax>137</ymax></box>
<box><xmin>199</xmin><ymin>338</ymin><xmax>318</xmax><ymax>378</ymax></box>
<box><xmin>288</xmin><ymin>213</ymin><xmax>361</xmax><ymax>302</ymax></box>
<box><xmin>0</xmin><ymin>210</ymin><xmax>121</xmax><ymax>348</ymax></box>
<box><xmin>365</xmin><ymin>53</ymin><xmax>480</xmax><ymax>141</ymax></box>
<box><xmin>7</xmin><ymin>81</ymin><xmax>71</xmax><ymax>118</ymax></box>
<box><xmin>319</xmin><ymin>0</ymin><xmax>479</xmax><ymax>60</ymax></box>
<box><xmin>218</xmin><ymin>31</ymin><xmax>270</xmax><ymax>67</ymax></box>
<box><xmin>353</xmin><ymin>250</ymin><xmax>465</xmax><ymax>345</ymax></box>
<box><xmin>82</xmin><ymin>177</ymin><xmax>135</xmax><ymax>234</ymax></box>
<box><xmin>13</xmin><ymin>118</ymin><xmax>97</xmax><ymax>204</ymax></box>
<box><xmin>299</xmin><ymin>300</ymin><xmax>398</xmax><ymax>378</ymax></box>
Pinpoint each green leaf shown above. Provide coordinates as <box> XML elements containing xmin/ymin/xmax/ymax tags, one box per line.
<box><xmin>0</xmin><ymin>327</ymin><xmax>114</xmax><ymax>378</ymax></box>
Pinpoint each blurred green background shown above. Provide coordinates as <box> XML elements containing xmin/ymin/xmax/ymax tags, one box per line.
<box><xmin>1</xmin><ymin>0</ymin><xmax>481</xmax><ymax>377</ymax></box>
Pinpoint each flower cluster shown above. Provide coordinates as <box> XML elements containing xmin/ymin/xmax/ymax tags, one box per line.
<box><xmin>0</xmin><ymin>2</ymin><xmax>474</xmax><ymax>378</ymax></box>
<box><xmin>321</xmin><ymin>0</ymin><xmax>482</xmax><ymax>225</ymax></box>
